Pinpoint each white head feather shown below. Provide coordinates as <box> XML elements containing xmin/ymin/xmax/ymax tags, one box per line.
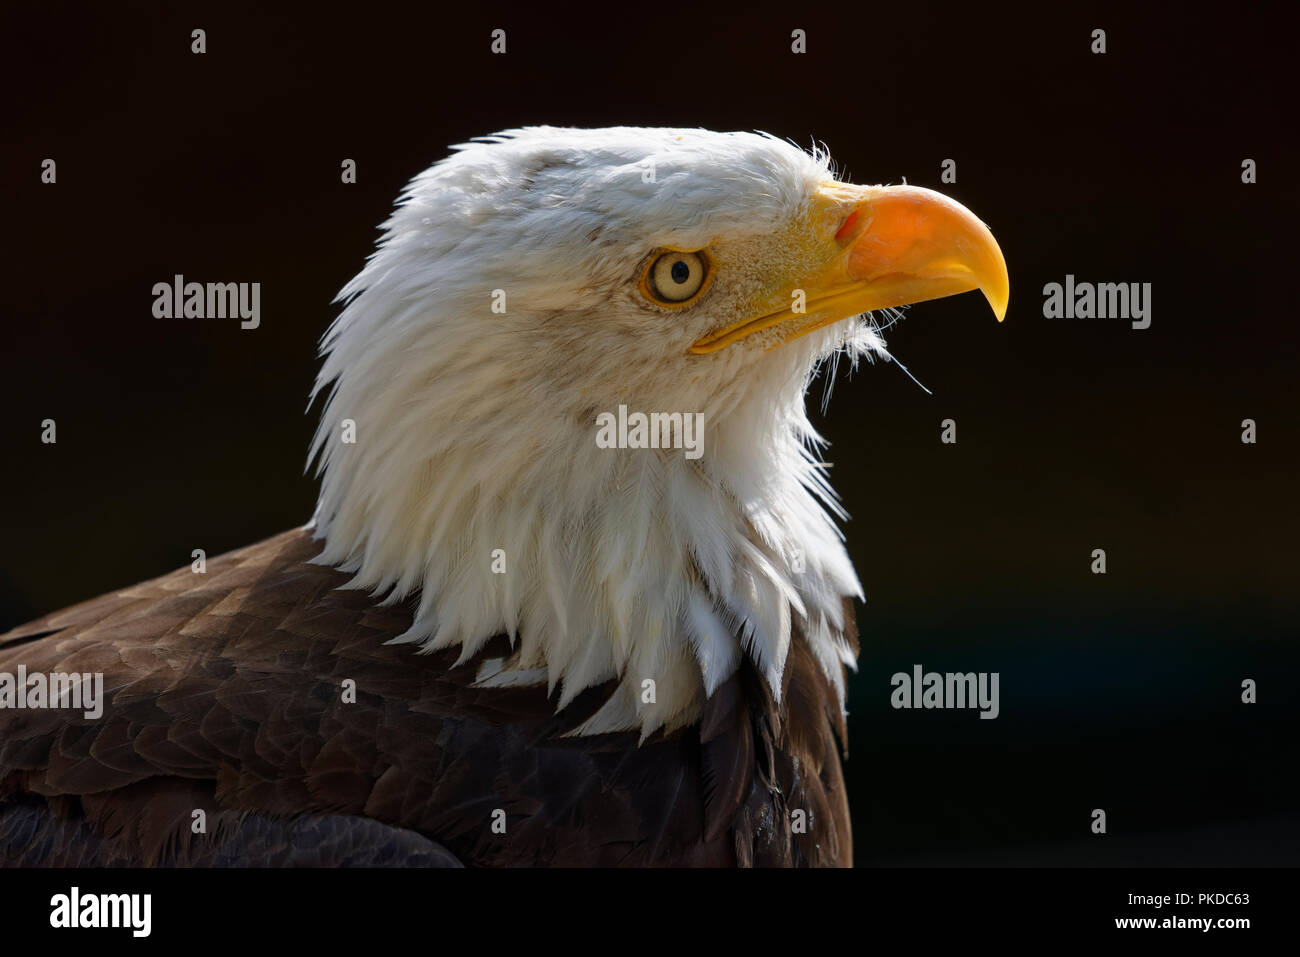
<box><xmin>309</xmin><ymin>127</ymin><xmax>890</xmax><ymax>737</ymax></box>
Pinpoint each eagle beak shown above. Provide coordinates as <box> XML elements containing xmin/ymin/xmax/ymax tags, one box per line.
<box><xmin>689</xmin><ymin>182</ymin><xmax>1009</xmax><ymax>354</ymax></box>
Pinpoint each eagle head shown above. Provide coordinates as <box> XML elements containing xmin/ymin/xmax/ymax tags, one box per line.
<box><xmin>308</xmin><ymin>127</ymin><xmax>1007</xmax><ymax>738</ymax></box>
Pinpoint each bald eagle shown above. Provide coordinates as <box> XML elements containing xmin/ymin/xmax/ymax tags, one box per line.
<box><xmin>0</xmin><ymin>127</ymin><xmax>1006</xmax><ymax>867</ymax></box>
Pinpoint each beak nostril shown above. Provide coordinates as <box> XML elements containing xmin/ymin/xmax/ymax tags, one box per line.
<box><xmin>834</xmin><ymin>209</ymin><xmax>862</xmax><ymax>244</ymax></box>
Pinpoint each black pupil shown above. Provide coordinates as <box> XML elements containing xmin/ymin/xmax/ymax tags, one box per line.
<box><xmin>670</xmin><ymin>259</ymin><xmax>691</xmax><ymax>284</ymax></box>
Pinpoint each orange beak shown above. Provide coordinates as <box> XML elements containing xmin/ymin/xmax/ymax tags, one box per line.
<box><xmin>689</xmin><ymin>182</ymin><xmax>1009</xmax><ymax>354</ymax></box>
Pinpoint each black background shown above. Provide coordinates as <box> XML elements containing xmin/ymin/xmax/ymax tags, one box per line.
<box><xmin>2</xmin><ymin>1</ymin><xmax>1296</xmax><ymax>865</ymax></box>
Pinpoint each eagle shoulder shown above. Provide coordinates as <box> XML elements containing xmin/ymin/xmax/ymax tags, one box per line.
<box><xmin>0</xmin><ymin>528</ymin><xmax>852</xmax><ymax>866</ymax></box>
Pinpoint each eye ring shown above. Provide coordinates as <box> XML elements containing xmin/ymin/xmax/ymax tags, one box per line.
<box><xmin>640</xmin><ymin>249</ymin><xmax>712</xmax><ymax>307</ymax></box>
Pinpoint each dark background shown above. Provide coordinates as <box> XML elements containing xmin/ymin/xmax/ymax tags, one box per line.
<box><xmin>2</xmin><ymin>1</ymin><xmax>1296</xmax><ymax>865</ymax></box>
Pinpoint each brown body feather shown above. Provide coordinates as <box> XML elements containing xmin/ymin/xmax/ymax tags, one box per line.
<box><xmin>0</xmin><ymin>528</ymin><xmax>854</xmax><ymax>866</ymax></box>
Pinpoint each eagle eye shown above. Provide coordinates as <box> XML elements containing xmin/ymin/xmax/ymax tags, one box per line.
<box><xmin>642</xmin><ymin>250</ymin><xmax>710</xmax><ymax>306</ymax></box>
